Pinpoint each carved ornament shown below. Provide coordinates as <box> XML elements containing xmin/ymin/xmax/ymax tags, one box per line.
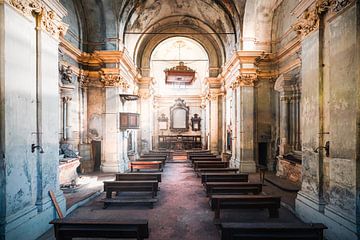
<box><xmin>6</xmin><ymin>0</ymin><xmax>67</xmax><ymax>39</ymax></box>
<box><xmin>7</xmin><ymin>0</ymin><xmax>41</xmax><ymax>17</ymax></box>
<box><xmin>59</xmin><ymin>64</ymin><xmax>73</xmax><ymax>84</ymax></box>
<box><xmin>292</xmin><ymin>0</ymin><xmax>353</xmax><ymax>37</ymax></box>
<box><xmin>39</xmin><ymin>9</ymin><xmax>68</xmax><ymax>39</ymax></box>
<box><xmin>99</xmin><ymin>70</ymin><xmax>129</xmax><ymax>88</ymax></box>
<box><xmin>78</xmin><ymin>70</ymin><xmax>90</xmax><ymax>87</ymax></box>
<box><xmin>230</xmin><ymin>74</ymin><xmax>257</xmax><ymax>88</ymax></box>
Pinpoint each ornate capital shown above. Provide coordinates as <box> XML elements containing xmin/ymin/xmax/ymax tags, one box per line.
<box><xmin>78</xmin><ymin>70</ymin><xmax>90</xmax><ymax>87</ymax></box>
<box><xmin>99</xmin><ymin>70</ymin><xmax>129</xmax><ymax>88</ymax></box>
<box><xmin>292</xmin><ymin>0</ymin><xmax>353</xmax><ymax>37</ymax></box>
<box><xmin>231</xmin><ymin>74</ymin><xmax>257</xmax><ymax>88</ymax></box>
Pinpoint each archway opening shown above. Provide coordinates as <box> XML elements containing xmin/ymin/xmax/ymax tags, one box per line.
<box><xmin>150</xmin><ymin>36</ymin><xmax>209</xmax><ymax>96</ymax></box>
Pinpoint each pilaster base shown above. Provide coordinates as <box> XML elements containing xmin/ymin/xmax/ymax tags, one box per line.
<box><xmin>3</xmin><ymin>192</ymin><xmax>65</xmax><ymax>240</ymax></box>
<box><xmin>239</xmin><ymin>160</ymin><xmax>256</xmax><ymax>173</ymax></box>
<box><xmin>296</xmin><ymin>191</ymin><xmax>357</xmax><ymax>240</ymax></box>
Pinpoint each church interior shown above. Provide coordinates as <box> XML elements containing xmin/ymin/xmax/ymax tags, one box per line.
<box><xmin>0</xmin><ymin>0</ymin><xmax>359</xmax><ymax>239</ymax></box>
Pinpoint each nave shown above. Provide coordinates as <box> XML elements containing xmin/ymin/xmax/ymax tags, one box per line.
<box><xmin>41</xmin><ymin>153</ymin><xmax>307</xmax><ymax>240</ymax></box>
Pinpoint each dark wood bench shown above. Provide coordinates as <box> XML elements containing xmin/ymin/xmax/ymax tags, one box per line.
<box><xmin>197</xmin><ymin>168</ymin><xmax>239</xmax><ymax>176</ymax></box>
<box><xmin>220</xmin><ymin>222</ymin><xmax>327</xmax><ymax>240</ymax></box>
<box><xmin>131</xmin><ymin>161</ymin><xmax>162</xmax><ymax>172</ymax></box>
<box><xmin>138</xmin><ymin>157</ymin><xmax>166</xmax><ymax>166</ymax></box>
<box><xmin>141</xmin><ymin>154</ymin><xmax>167</xmax><ymax>160</ymax></box>
<box><xmin>50</xmin><ymin>218</ymin><xmax>149</xmax><ymax>240</ymax></box>
<box><xmin>210</xmin><ymin>195</ymin><xmax>281</xmax><ymax>219</ymax></box>
<box><xmin>116</xmin><ymin>173</ymin><xmax>161</xmax><ymax>182</ymax></box>
<box><xmin>189</xmin><ymin>154</ymin><xmax>218</xmax><ymax>160</ymax></box>
<box><xmin>103</xmin><ymin>181</ymin><xmax>158</xmax><ymax>208</ymax></box>
<box><xmin>191</xmin><ymin>158</ymin><xmax>222</xmax><ymax>164</ymax></box>
<box><xmin>201</xmin><ymin>173</ymin><xmax>248</xmax><ymax>184</ymax></box>
<box><xmin>194</xmin><ymin>161</ymin><xmax>229</xmax><ymax>171</ymax></box>
<box><xmin>205</xmin><ymin>182</ymin><xmax>262</xmax><ymax>196</ymax></box>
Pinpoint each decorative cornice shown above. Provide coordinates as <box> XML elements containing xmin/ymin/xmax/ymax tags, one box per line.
<box><xmin>292</xmin><ymin>0</ymin><xmax>354</xmax><ymax>38</ymax></box>
<box><xmin>5</xmin><ymin>0</ymin><xmax>68</xmax><ymax>39</ymax></box>
<box><xmin>6</xmin><ymin>0</ymin><xmax>41</xmax><ymax>17</ymax></box>
<box><xmin>38</xmin><ymin>8</ymin><xmax>68</xmax><ymax>39</ymax></box>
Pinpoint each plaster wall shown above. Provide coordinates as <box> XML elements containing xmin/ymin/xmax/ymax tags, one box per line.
<box><xmin>296</xmin><ymin>4</ymin><xmax>360</xmax><ymax>240</ymax></box>
<box><xmin>0</xmin><ymin>4</ymin><xmax>65</xmax><ymax>240</ymax></box>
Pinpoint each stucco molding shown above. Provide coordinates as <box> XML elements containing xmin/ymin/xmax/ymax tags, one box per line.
<box><xmin>99</xmin><ymin>69</ymin><xmax>129</xmax><ymax>89</ymax></box>
<box><xmin>78</xmin><ymin>70</ymin><xmax>90</xmax><ymax>88</ymax></box>
<box><xmin>292</xmin><ymin>0</ymin><xmax>354</xmax><ymax>37</ymax></box>
<box><xmin>4</xmin><ymin>0</ymin><xmax>68</xmax><ymax>39</ymax></box>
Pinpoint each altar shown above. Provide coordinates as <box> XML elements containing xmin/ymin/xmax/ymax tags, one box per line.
<box><xmin>158</xmin><ymin>135</ymin><xmax>202</xmax><ymax>150</ymax></box>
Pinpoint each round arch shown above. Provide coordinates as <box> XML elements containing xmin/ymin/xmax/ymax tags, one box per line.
<box><xmin>133</xmin><ymin>16</ymin><xmax>226</xmax><ymax>78</ymax></box>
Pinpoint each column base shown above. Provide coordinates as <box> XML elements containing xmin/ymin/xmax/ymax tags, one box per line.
<box><xmin>296</xmin><ymin>191</ymin><xmax>357</xmax><ymax>240</ymax></box>
<box><xmin>239</xmin><ymin>160</ymin><xmax>256</xmax><ymax>173</ymax></box>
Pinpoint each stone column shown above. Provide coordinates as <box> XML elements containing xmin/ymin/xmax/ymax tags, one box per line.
<box><xmin>230</xmin><ymin>88</ymin><xmax>237</xmax><ymax>167</ymax></box>
<box><xmin>139</xmin><ymin>89</ymin><xmax>152</xmax><ymax>153</ymax></box>
<box><xmin>279</xmin><ymin>93</ymin><xmax>290</xmax><ymax>155</ymax></box>
<box><xmin>235</xmin><ymin>87</ymin><xmax>241</xmax><ymax>168</ymax></box>
<box><xmin>209</xmin><ymin>93</ymin><xmax>219</xmax><ymax>154</ymax></box>
<box><xmin>101</xmin><ymin>86</ymin><xmax>122</xmax><ymax>172</ymax></box>
<box><xmin>239</xmin><ymin>81</ymin><xmax>256</xmax><ymax>173</ymax></box>
<box><xmin>65</xmin><ymin>97</ymin><xmax>73</xmax><ymax>141</ymax></box>
<box><xmin>200</xmin><ymin>99</ymin><xmax>207</xmax><ymax>149</ymax></box>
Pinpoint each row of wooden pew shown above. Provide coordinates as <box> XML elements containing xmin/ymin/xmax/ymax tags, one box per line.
<box><xmin>188</xmin><ymin>150</ymin><xmax>327</xmax><ymax>240</ymax></box>
<box><xmin>50</xmin><ymin>151</ymin><xmax>167</xmax><ymax>240</ymax></box>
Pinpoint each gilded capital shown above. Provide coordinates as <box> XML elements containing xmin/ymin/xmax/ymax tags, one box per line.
<box><xmin>99</xmin><ymin>70</ymin><xmax>129</xmax><ymax>88</ymax></box>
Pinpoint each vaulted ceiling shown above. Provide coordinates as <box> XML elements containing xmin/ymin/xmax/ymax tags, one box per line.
<box><xmin>61</xmin><ymin>0</ymin><xmax>246</xmax><ymax>66</ymax></box>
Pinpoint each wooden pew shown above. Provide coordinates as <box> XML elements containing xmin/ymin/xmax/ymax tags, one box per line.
<box><xmin>194</xmin><ymin>161</ymin><xmax>229</xmax><ymax>171</ymax></box>
<box><xmin>50</xmin><ymin>218</ymin><xmax>149</xmax><ymax>240</ymax></box>
<box><xmin>138</xmin><ymin>157</ymin><xmax>166</xmax><ymax>166</ymax></box>
<box><xmin>131</xmin><ymin>161</ymin><xmax>162</xmax><ymax>172</ymax></box>
<box><xmin>189</xmin><ymin>155</ymin><xmax>218</xmax><ymax>160</ymax></box>
<box><xmin>201</xmin><ymin>173</ymin><xmax>248</xmax><ymax>184</ymax></box>
<box><xmin>220</xmin><ymin>222</ymin><xmax>327</xmax><ymax>240</ymax></box>
<box><xmin>191</xmin><ymin>157</ymin><xmax>222</xmax><ymax>164</ymax></box>
<box><xmin>205</xmin><ymin>182</ymin><xmax>262</xmax><ymax>196</ymax></box>
<box><xmin>197</xmin><ymin>168</ymin><xmax>239</xmax><ymax>176</ymax></box>
<box><xmin>116</xmin><ymin>173</ymin><xmax>162</xmax><ymax>182</ymax></box>
<box><xmin>141</xmin><ymin>154</ymin><xmax>167</xmax><ymax>159</ymax></box>
<box><xmin>210</xmin><ymin>195</ymin><xmax>281</xmax><ymax>219</ymax></box>
<box><xmin>103</xmin><ymin>181</ymin><xmax>158</xmax><ymax>208</ymax></box>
